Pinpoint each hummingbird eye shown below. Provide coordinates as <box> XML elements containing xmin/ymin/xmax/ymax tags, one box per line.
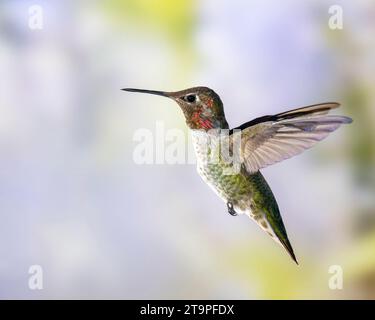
<box><xmin>184</xmin><ymin>94</ymin><xmax>196</xmax><ymax>103</ymax></box>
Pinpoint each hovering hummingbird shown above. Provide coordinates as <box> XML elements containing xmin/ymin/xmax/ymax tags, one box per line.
<box><xmin>122</xmin><ymin>87</ymin><xmax>352</xmax><ymax>264</ymax></box>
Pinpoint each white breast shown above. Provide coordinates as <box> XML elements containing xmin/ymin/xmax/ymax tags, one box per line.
<box><xmin>190</xmin><ymin>129</ymin><xmax>221</xmax><ymax>165</ymax></box>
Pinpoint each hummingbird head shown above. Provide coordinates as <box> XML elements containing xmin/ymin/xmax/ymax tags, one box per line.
<box><xmin>122</xmin><ymin>86</ymin><xmax>228</xmax><ymax>130</ymax></box>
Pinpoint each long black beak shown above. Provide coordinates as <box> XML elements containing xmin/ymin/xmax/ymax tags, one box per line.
<box><xmin>121</xmin><ymin>88</ymin><xmax>170</xmax><ymax>98</ymax></box>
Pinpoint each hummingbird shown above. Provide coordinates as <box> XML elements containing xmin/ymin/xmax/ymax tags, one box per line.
<box><xmin>122</xmin><ymin>86</ymin><xmax>352</xmax><ymax>264</ymax></box>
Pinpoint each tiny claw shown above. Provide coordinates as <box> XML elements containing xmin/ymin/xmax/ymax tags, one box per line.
<box><xmin>227</xmin><ymin>202</ymin><xmax>238</xmax><ymax>216</ymax></box>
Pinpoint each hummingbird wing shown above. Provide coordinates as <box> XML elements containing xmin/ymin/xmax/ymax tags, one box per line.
<box><xmin>230</xmin><ymin>103</ymin><xmax>352</xmax><ymax>173</ymax></box>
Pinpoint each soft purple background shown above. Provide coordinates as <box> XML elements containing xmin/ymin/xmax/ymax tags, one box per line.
<box><xmin>0</xmin><ymin>0</ymin><xmax>374</xmax><ymax>299</ymax></box>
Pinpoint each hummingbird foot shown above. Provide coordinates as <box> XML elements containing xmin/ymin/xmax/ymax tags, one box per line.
<box><xmin>227</xmin><ymin>202</ymin><xmax>238</xmax><ymax>216</ymax></box>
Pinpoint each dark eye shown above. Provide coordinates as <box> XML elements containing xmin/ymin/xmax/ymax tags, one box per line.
<box><xmin>184</xmin><ymin>94</ymin><xmax>196</xmax><ymax>103</ymax></box>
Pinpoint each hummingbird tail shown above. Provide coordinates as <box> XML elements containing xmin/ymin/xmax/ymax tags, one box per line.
<box><xmin>278</xmin><ymin>236</ymin><xmax>298</xmax><ymax>265</ymax></box>
<box><xmin>252</xmin><ymin>209</ymin><xmax>298</xmax><ymax>265</ymax></box>
<box><xmin>247</xmin><ymin>171</ymin><xmax>298</xmax><ymax>265</ymax></box>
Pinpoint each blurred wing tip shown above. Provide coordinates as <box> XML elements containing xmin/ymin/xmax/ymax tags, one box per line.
<box><xmin>325</xmin><ymin>102</ymin><xmax>340</xmax><ymax>107</ymax></box>
<box><xmin>334</xmin><ymin>115</ymin><xmax>353</xmax><ymax>124</ymax></box>
<box><xmin>310</xmin><ymin>102</ymin><xmax>340</xmax><ymax>109</ymax></box>
<box><xmin>344</xmin><ymin>116</ymin><xmax>353</xmax><ymax>124</ymax></box>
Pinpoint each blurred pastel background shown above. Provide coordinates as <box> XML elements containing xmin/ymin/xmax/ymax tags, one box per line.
<box><xmin>0</xmin><ymin>0</ymin><xmax>374</xmax><ymax>299</ymax></box>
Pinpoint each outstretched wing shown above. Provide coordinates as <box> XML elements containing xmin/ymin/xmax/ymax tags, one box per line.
<box><xmin>230</xmin><ymin>103</ymin><xmax>352</xmax><ymax>173</ymax></box>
